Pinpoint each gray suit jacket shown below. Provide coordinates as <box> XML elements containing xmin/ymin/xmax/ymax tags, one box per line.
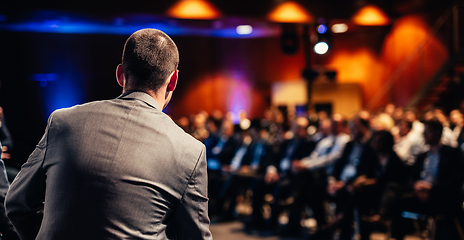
<box><xmin>5</xmin><ymin>91</ymin><xmax>212</xmax><ymax>240</ymax></box>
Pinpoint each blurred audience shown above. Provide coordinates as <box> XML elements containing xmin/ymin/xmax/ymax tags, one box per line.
<box><xmin>175</xmin><ymin>104</ymin><xmax>464</xmax><ymax>239</ymax></box>
<box><xmin>323</xmin><ymin>114</ymin><xmax>377</xmax><ymax>240</ymax></box>
<box><xmin>247</xmin><ymin>117</ymin><xmax>315</xmax><ymax>233</ymax></box>
<box><xmin>290</xmin><ymin>114</ymin><xmax>350</xmax><ymax>236</ymax></box>
<box><xmin>391</xmin><ymin>118</ymin><xmax>464</xmax><ymax>240</ymax></box>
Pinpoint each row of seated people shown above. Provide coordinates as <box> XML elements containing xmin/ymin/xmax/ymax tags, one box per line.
<box><xmin>184</xmin><ymin>108</ymin><xmax>464</xmax><ymax>240</ymax></box>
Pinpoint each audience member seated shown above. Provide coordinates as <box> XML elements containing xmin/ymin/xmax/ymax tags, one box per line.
<box><xmin>191</xmin><ymin>111</ymin><xmax>210</xmax><ymax>142</ymax></box>
<box><xmin>206</xmin><ymin>120</ymin><xmax>240</xmax><ymax>218</ymax></box>
<box><xmin>246</xmin><ymin>117</ymin><xmax>315</xmax><ymax>234</ymax></box>
<box><xmin>213</xmin><ymin>122</ymin><xmax>251</xmax><ymax>221</ymax></box>
<box><xmin>290</xmin><ymin>114</ymin><xmax>351</xmax><ymax>235</ymax></box>
<box><xmin>203</xmin><ymin>116</ymin><xmax>221</xmax><ymax>152</ymax></box>
<box><xmin>321</xmin><ymin>114</ymin><xmax>377</xmax><ymax>240</ymax></box>
<box><xmin>216</xmin><ymin>119</ymin><xmax>272</xmax><ymax>222</ymax></box>
<box><xmin>206</xmin><ymin>120</ymin><xmax>240</xmax><ymax>171</ymax></box>
<box><xmin>393</xmin><ymin>119</ymin><xmax>426</xmax><ymax>166</ymax></box>
<box><xmin>404</xmin><ymin>108</ymin><xmax>424</xmax><ymax>139</ymax></box>
<box><xmin>357</xmin><ymin>130</ymin><xmax>410</xmax><ymax>239</ymax></box>
<box><xmin>390</xmin><ymin>118</ymin><xmax>464</xmax><ymax>240</ymax></box>
<box><xmin>450</xmin><ymin>109</ymin><xmax>464</xmax><ymax>151</ymax></box>
<box><xmin>435</xmin><ymin>108</ymin><xmax>458</xmax><ymax>148</ymax></box>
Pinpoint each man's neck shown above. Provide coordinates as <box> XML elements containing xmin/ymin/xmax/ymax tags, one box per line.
<box><xmin>124</xmin><ymin>88</ymin><xmax>165</xmax><ymax>109</ymax></box>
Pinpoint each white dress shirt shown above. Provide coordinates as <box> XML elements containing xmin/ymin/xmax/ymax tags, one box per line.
<box><xmin>300</xmin><ymin>133</ymin><xmax>351</xmax><ymax>175</ymax></box>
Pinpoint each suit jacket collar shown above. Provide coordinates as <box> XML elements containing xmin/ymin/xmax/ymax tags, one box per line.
<box><xmin>117</xmin><ymin>90</ymin><xmax>162</xmax><ymax>110</ymax></box>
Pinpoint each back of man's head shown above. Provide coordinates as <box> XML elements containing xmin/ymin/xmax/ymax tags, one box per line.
<box><xmin>423</xmin><ymin>118</ymin><xmax>443</xmax><ymax>146</ymax></box>
<box><xmin>122</xmin><ymin>29</ymin><xmax>179</xmax><ymax>91</ymax></box>
<box><xmin>424</xmin><ymin>118</ymin><xmax>443</xmax><ymax>133</ymax></box>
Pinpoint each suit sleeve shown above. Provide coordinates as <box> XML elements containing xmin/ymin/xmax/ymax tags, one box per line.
<box><xmin>5</xmin><ymin>113</ymin><xmax>53</xmax><ymax>240</ymax></box>
<box><xmin>169</xmin><ymin>145</ymin><xmax>212</xmax><ymax>239</ymax></box>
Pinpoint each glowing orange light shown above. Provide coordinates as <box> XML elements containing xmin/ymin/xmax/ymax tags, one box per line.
<box><xmin>167</xmin><ymin>0</ymin><xmax>221</xmax><ymax>20</ymax></box>
<box><xmin>267</xmin><ymin>1</ymin><xmax>314</xmax><ymax>23</ymax></box>
<box><xmin>352</xmin><ymin>5</ymin><xmax>390</xmax><ymax>26</ymax></box>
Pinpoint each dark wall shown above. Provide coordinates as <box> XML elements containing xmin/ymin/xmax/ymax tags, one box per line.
<box><xmin>0</xmin><ymin>32</ymin><xmax>128</xmax><ymax>168</ymax></box>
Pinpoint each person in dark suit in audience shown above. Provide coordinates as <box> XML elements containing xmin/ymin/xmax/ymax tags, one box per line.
<box><xmin>356</xmin><ymin>130</ymin><xmax>410</xmax><ymax>240</ymax></box>
<box><xmin>247</xmin><ymin>117</ymin><xmax>315</xmax><ymax>234</ymax></box>
<box><xmin>216</xmin><ymin>119</ymin><xmax>272</xmax><ymax>222</ymax></box>
<box><xmin>291</xmin><ymin>115</ymin><xmax>351</xmax><ymax>237</ymax></box>
<box><xmin>391</xmin><ymin>118</ymin><xmax>464</xmax><ymax>240</ymax></box>
<box><xmin>206</xmin><ymin>120</ymin><xmax>240</xmax><ymax>171</ymax></box>
<box><xmin>206</xmin><ymin>119</ymin><xmax>240</xmax><ymax>219</ymax></box>
<box><xmin>322</xmin><ymin>114</ymin><xmax>377</xmax><ymax>240</ymax></box>
<box><xmin>5</xmin><ymin>28</ymin><xmax>212</xmax><ymax>240</ymax></box>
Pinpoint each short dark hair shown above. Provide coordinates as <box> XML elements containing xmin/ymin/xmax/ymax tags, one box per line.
<box><xmin>423</xmin><ymin>118</ymin><xmax>443</xmax><ymax>133</ymax></box>
<box><xmin>122</xmin><ymin>29</ymin><xmax>179</xmax><ymax>91</ymax></box>
<box><xmin>372</xmin><ymin>130</ymin><xmax>394</xmax><ymax>151</ymax></box>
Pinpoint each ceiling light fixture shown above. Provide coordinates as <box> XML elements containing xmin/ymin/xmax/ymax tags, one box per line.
<box><xmin>352</xmin><ymin>5</ymin><xmax>390</xmax><ymax>26</ymax></box>
<box><xmin>166</xmin><ymin>0</ymin><xmax>221</xmax><ymax>20</ymax></box>
<box><xmin>267</xmin><ymin>1</ymin><xmax>314</xmax><ymax>23</ymax></box>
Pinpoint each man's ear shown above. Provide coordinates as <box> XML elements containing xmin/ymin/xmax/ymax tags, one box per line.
<box><xmin>116</xmin><ymin>64</ymin><xmax>125</xmax><ymax>87</ymax></box>
<box><xmin>167</xmin><ymin>70</ymin><xmax>178</xmax><ymax>92</ymax></box>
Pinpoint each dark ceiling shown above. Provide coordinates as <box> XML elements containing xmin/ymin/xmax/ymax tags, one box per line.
<box><xmin>2</xmin><ymin>0</ymin><xmax>456</xmax><ymax>20</ymax></box>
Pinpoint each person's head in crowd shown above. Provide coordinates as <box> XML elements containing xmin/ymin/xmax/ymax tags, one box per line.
<box><xmin>398</xmin><ymin>119</ymin><xmax>413</xmax><ymax>137</ymax></box>
<box><xmin>423</xmin><ymin>118</ymin><xmax>443</xmax><ymax>147</ymax></box>
<box><xmin>292</xmin><ymin>117</ymin><xmax>309</xmax><ymax>139</ymax></box>
<box><xmin>221</xmin><ymin>120</ymin><xmax>235</xmax><ymax>138</ymax></box>
<box><xmin>392</xmin><ymin>106</ymin><xmax>404</xmax><ymax>124</ymax></box>
<box><xmin>372</xmin><ymin>113</ymin><xmax>395</xmax><ymax>131</ymax></box>
<box><xmin>205</xmin><ymin>116</ymin><xmax>221</xmax><ymax>135</ymax></box>
<box><xmin>263</xmin><ymin>109</ymin><xmax>273</xmax><ymax>122</ymax></box>
<box><xmin>371</xmin><ymin>130</ymin><xmax>395</xmax><ymax>155</ymax></box>
<box><xmin>194</xmin><ymin>112</ymin><xmax>208</xmax><ymax>129</ymax></box>
<box><xmin>349</xmin><ymin>113</ymin><xmax>371</xmax><ymax>142</ymax></box>
<box><xmin>331</xmin><ymin>114</ymin><xmax>347</xmax><ymax>136</ymax></box>
<box><xmin>319</xmin><ymin>118</ymin><xmax>332</xmax><ymax>137</ymax></box>
<box><xmin>422</xmin><ymin>108</ymin><xmax>435</xmax><ymax>121</ymax></box>
<box><xmin>249</xmin><ymin>119</ymin><xmax>265</xmax><ymax>141</ymax></box>
<box><xmin>358</xmin><ymin>109</ymin><xmax>371</xmax><ymax>120</ymax></box>
<box><xmin>274</xmin><ymin>110</ymin><xmax>285</xmax><ymax>125</ymax></box>
<box><xmin>449</xmin><ymin>109</ymin><xmax>464</xmax><ymax>128</ymax></box>
<box><xmin>385</xmin><ymin>103</ymin><xmax>395</xmax><ymax>116</ymax></box>
<box><xmin>314</xmin><ymin>111</ymin><xmax>328</xmax><ymax>130</ymax></box>
<box><xmin>118</xmin><ymin>28</ymin><xmax>179</xmax><ymax>109</ymax></box>
<box><xmin>211</xmin><ymin>109</ymin><xmax>223</xmax><ymax>121</ymax></box>
<box><xmin>224</xmin><ymin>111</ymin><xmax>234</xmax><ymax>122</ymax></box>
<box><xmin>404</xmin><ymin>108</ymin><xmax>418</xmax><ymax>122</ymax></box>
<box><xmin>177</xmin><ymin>116</ymin><xmax>190</xmax><ymax>132</ymax></box>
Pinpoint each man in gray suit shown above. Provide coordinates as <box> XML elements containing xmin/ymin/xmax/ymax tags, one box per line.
<box><xmin>5</xmin><ymin>29</ymin><xmax>212</xmax><ymax>240</ymax></box>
